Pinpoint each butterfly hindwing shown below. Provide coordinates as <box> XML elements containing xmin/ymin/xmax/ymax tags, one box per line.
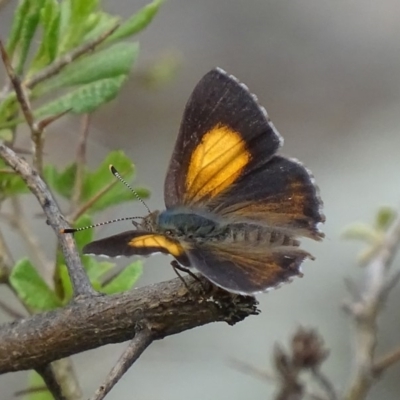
<box><xmin>186</xmin><ymin>241</ymin><xmax>310</xmax><ymax>294</ymax></box>
<box><xmin>208</xmin><ymin>155</ymin><xmax>324</xmax><ymax>240</ymax></box>
<box><xmin>164</xmin><ymin>67</ymin><xmax>282</xmax><ymax>208</ymax></box>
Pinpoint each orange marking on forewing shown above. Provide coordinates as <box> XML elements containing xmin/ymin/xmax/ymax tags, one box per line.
<box><xmin>129</xmin><ymin>235</ymin><xmax>183</xmax><ymax>257</ymax></box>
<box><xmin>185</xmin><ymin>124</ymin><xmax>250</xmax><ymax>201</ymax></box>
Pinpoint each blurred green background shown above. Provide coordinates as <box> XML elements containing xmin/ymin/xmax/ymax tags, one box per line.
<box><xmin>1</xmin><ymin>0</ymin><xmax>400</xmax><ymax>399</ymax></box>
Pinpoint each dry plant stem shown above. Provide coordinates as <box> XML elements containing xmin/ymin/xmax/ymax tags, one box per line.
<box><xmin>344</xmin><ymin>213</ymin><xmax>400</xmax><ymax>400</ymax></box>
<box><xmin>70</xmin><ymin>114</ymin><xmax>90</xmax><ymax>212</ymax></box>
<box><xmin>0</xmin><ymin>143</ymin><xmax>96</xmax><ymax>297</ymax></box>
<box><xmin>24</xmin><ymin>24</ymin><xmax>119</xmax><ymax>90</ymax></box>
<box><xmin>373</xmin><ymin>346</ymin><xmax>400</xmax><ymax>376</ymax></box>
<box><xmin>36</xmin><ymin>364</ymin><xmax>67</xmax><ymax>400</ymax></box>
<box><xmin>89</xmin><ymin>327</ymin><xmax>154</xmax><ymax>400</ymax></box>
<box><xmin>311</xmin><ymin>368</ymin><xmax>337</xmax><ymax>400</ymax></box>
<box><xmin>0</xmin><ymin>275</ymin><xmax>258</xmax><ymax>373</ymax></box>
<box><xmin>8</xmin><ymin>197</ymin><xmax>53</xmax><ymax>282</ymax></box>
<box><xmin>0</xmin><ymin>41</ymin><xmax>44</xmax><ymax>173</ymax></box>
<box><xmin>69</xmin><ymin>178</ymin><xmax>119</xmax><ymax>222</ymax></box>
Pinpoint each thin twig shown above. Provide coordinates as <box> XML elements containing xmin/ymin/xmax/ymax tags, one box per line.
<box><xmin>0</xmin><ymin>226</ymin><xmax>13</xmax><ymax>278</ymax></box>
<box><xmin>311</xmin><ymin>368</ymin><xmax>337</xmax><ymax>400</ymax></box>
<box><xmin>36</xmin><ymin>364</ymin><xmax>67</xmax><ymax>400</ymax></box>
<box><xmin>373</xmin><ymin>346</ymin><xmax>400</xmax><ymax>376</ymax></box>
<box><xmin>89</xmin><ymin>326</ymin><xmax>154</xmax><ymax>400</ymax></box>
<box><xmin>344</xmin><ymin>212</ymin><xmax>400</xmax><ymax>400</ymax></box>
<box><xmin>6</xmin><ymin>197</ymin><xmax>52</xmax><ymax>284</ymax></box>
<box><xmin>70</xmin><ymin>114</ymin><xmax>90</xmax><ymax>212</ymax></box>
<box><xmin>229</xmin><ymin>358</ymin><xmax>275</xmax><ymax>383</ymax></box>
<box><xmin>0</xmin><ymin>143</ymin><xmax>96</xmax><ymax>298</ymax></box>
<box><xmin>69</xmin><ymin>178</ymin><xmax>119</xmax><ymax>222</ymax></box>
<box><xmin>0</xmin><ymin>40</ymin><xmax>44</xmax><ymax>173</ymax></box>
<box><xmin>24</xmin><ymin>24</ymin><xmax>119</xmax><ymax>90</ymax></box>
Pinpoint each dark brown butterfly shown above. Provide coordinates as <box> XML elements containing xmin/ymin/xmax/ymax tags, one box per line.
<box><xmin>67</xmin><ymin>68</ymin><xmax>324</xmax><ymax>295</ymax></box>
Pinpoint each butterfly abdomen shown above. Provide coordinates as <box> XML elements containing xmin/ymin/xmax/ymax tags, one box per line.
<box><xmin>224</xmin><ymin>224</ymin><xmax>298</xmax><ymax>247</ymax></box>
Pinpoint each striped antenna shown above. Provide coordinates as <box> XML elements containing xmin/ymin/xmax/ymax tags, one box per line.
<box><xmin>109</xmin><ymin>164</ymin><xmax>151</xmax><ymax>214</ymax></box>
<box><xmin>61</xmin><ymin>216</ymin><xmax>143</xmax><ymax>234</ymax></box>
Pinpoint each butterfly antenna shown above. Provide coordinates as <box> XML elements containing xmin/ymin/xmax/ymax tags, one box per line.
<box><xmin>109</xmin><ymin>164</ymin><xmax>151</xmax><ymax>214</ymax></box>
<box><xmin>60</xmin><ymin>216</ymin><xmax>143</xmax><ymax>234</ymax></box>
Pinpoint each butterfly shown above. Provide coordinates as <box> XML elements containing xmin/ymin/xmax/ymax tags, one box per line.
<box><xmin>69</xmin><ymin>68</ymin><xmax>324</xmax><ymax>295</ymax></box>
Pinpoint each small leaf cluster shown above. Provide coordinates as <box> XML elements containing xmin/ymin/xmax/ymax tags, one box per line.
<box><xmin>0</xmin><ymin>0</ymin><xmax>163</xmax><ymax>132</ymax></box>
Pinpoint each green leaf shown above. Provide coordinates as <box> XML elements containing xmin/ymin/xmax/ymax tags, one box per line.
<box><xmin>34</xmin><ymin>75</ymin><xmax>127</xmax><ymax>117</ymax></box>
<box><xmin>81</xmin><ymin>150</ymin><xmax>149</xmax><ymax>213</ymax></box>
<box><xmin>6</xmin><ymin>0</ymin><xmax>30</xmax><ymax>57</ymax></box>
<box><xmin>26</xmin><ymin>371</ymin><xmax>53</xmax><ymax>400</ymax></box>
<box><xmin>85</xmin><ymin>259</ymin><xmax>114</xmax><ymax>282</ymax></box>
<box><xmin>14</xmin><ymin>0</ymin><xmax>47</xmax><ymax>74</ymax></box>
<box><xmin>0</xmin><ymin>161</ymin><xmax>29</xmax><ymax>197</ymax></box>
<box><xmin>73</xmin><ymin>214</ymin><xmax>94</xmax><ymax>252</ymax></box>
<box><xmin>36</xmin><ymin>42</ymin><xmax>139</xmax><ymax>95</ymax></box>
<box><xmin>83</xmin><ymin>12</ymin><xmax>120</xmax><ymax>42</ymax></box>
<box><xmin>341</xmin><ymin>223</ymin><xmax>380</xmax><ymax>243</ymax></box>
<box><xmin>375</xmin><ymin>206</ymin><xmax>397</xmax><ymax>231</ymax></box>
<box><xmin>60</xmin><ymin>0</ymin><xmax>99</xmax><ymax>52</ymax></box>
<box><xmin>44</xmin><ymin>163</ymin><xmax>77</xmax><ymax>198</ymax></box>
<box><xmin>107</xmin><ymin>0</ymin><xmax>164</xmax><ymax>43</ymax></box>
<box><xmin>58</xmin><ymin>264</ymin><xmax>73</xmax><ymax>303</ymax></box>
<box><xmin>29</xmin><ymin>0</ymin><xmax>61</xmax><ymax>73</ymax></box>
<box><xmin>9</xmin><ymin>258</ymin><xmax>62</xmax><ymax>312</ymax></box>
<box><xmin>102</xmin><ymin>261</ymin><xmax>143</xmax><ymax>294</ymax></box>
<box><xmin>0</xmin><ymin>129</ymin><xmax>13</xmax><ymax>141</ymax></box>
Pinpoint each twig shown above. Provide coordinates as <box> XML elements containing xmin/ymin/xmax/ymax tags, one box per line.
<box><xmin>0</xmin><ymin>40</ymin><xmax>44</xmax><ymax>173</ymax></box>
<box><xmin>311</xmin><ymin>368</ymin><xmax>337</xmax><ymax>400</ymax></box>
<box><xmin>0</xmin><ymin>275</ymin><xmax>259</xmax><ymax>373</ymax></box>
<box><xmin>373</xmin><ymin>346</ymin><xmax>400</xmax><ymax>376</ymax></box>
<box><xmin>69</xmin><ymin>178</ymin><xmax>119</xmax><ymax>222</ymax></box>
<box><xmin>36</xmin><ymin>364</ymin><xmax>67</xmax><ymax>400</ymax></box>
<box><xmin>229</xmin><ymin>358</ymin><xmax>275</xmax><ymax>383</ymax></box>
<box><xmin>24</xmin><ymin>24</ymin><xmax>119</xmax><ymax>90</ymax></box>
<box><xmin>89</xmin><ymin>326</ymin><xmax>154</xmax><ymax>400</ymax></box>
<box><xmin>344</xmin><ymin>212</ymin><xmax>400</xmax><ymax>400</ymax></box>
<box><xmin>0</xmin><ymin>226</ymin><xmax>13</xmax><ymax>280</ymax></box>
<box><xmin>5</xmin><ymin>197</ymin><xmax>53</xmax><ymax>284</ymax></box>
<box><xmin>70</xmin><ymin>114</ymin><xmax>90</xmax><ymax>212</ymax></box>
<box><xmin>0</xmin><ymin>143</ymin><xmax>96</xmax><ymax>298</ymax></box>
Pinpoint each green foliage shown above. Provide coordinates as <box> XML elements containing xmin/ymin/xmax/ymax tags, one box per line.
<box><xmin>26</xmin><ymin>372</ymin><xmax>53</xmax><ymax>400</ymax></box>
<box><xmin>102</xmin><ymin>261</ymin><xmax>143</xmax><ymax>294</ymax></box>
<box><xmin>9</xmin><ymin>258</ymin><xmax>62</xmax><ymax>312</ymax></box>
<box><xmin>0</xmin><ymin>0</ymin><xmax>164</xmax><ymax>129</ymax></box>
<box><xmin>0</xmin><ymin>160</ymin><xmax>29</xmax><ymax>198</ymax></box>
<box><xmin>44</xmin><ymin>150</ymin><xmax>149</xmax><ymax>213</ymax></box>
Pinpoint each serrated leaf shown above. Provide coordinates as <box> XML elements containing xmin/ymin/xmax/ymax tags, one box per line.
<box><xmin>80</xmin><ymin>150</ymin><xmax>149</xmax><ymax>213</ymax></box>
<box><xmin>107</xmin><ymin>0</ymin><xmax>164</xmax><ymax>43</ymax></box>
<box><xmin>26</xmin><ymin>371</ymin><xmax>52</xmax><ymax>400</ymax></box>
<box><xmin>14</xmin><ymin>0</ymin><xmax>47</xmax><ymax>74</ymax></box>
<box><xmin>6</xmin><ymin>0</ymin><xmax>30</xmax><ymax>57</ymax></box>
<box><xmin>375</xmin><ymin>206</ymin><xmax>397</xmax><ymax>231</ymax></box>
<box><xmin>341</xmin><ymin>223</ymin><xmax>380</xmax><ymax>243</ymax></box>
<box><xmin>10</xmin><ymin>258</ymin><xmax>61</xmax><ymax>311</ymax></box>
<box><xmin>37</xmin><ymin>42</ymin><xmax>139</xmax><ymax>94</ymax></box>
<box><xmin>44</xmin><ymin>163</ymin><xmax>77</xmax><ymax>198</ymax></box>
<box><xmin>29</xmin><ymin>0</ymin><xmax>61</xmax><ymax>73</ymax></box>
<box><xmin>34</xmin><ymin>75</ymin><xmax>126</xmax><ymax>118</ymax></box>
<box><xmin>102</xmin><ymin>261</ymin><xmax>142</xmax><ymax>294</ymax></box>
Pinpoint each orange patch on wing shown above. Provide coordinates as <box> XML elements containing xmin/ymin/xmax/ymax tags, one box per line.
<box><xmin>128</xmin><ymin>234</ymin><xmax>184</xmax><ymax>257</ymax></box>
<box><xmin>185</xmin><ymin>124</ymin><xmax>250</xmax><ymax>202</ymax></box>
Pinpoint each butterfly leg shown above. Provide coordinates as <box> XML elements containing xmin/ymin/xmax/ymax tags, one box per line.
<box><xmin>170</xmin><ymin>260</ymin><xmax>207</xmax><ymax>294</ymax></box>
